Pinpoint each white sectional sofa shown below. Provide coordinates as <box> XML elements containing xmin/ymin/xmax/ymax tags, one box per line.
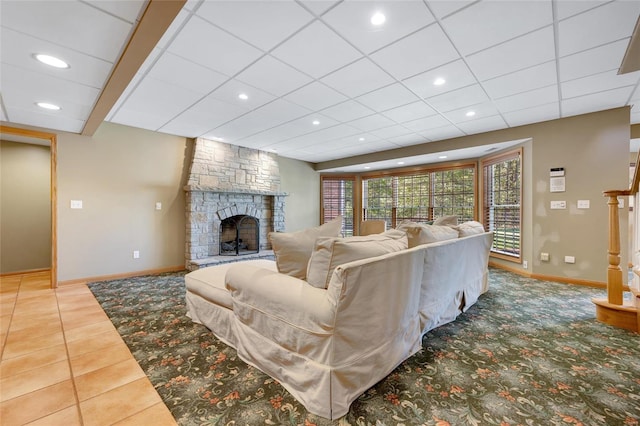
<box><xmin>185</xmin><ymin>220</ymin><xmax>493</xmax><ymax>419</ymax></box>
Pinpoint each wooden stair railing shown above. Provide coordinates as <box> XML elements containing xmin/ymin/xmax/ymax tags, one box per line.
<box><xmin>593</xmin><ymin>152</ymin><xmax>640</xmax><ymax>332</ymax></box>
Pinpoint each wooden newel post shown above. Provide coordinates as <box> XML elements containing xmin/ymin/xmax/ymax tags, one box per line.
<box><xmin>604</xmin><ymin>190</ymin><xmax>625</xmax><ymax>305</ymax></box>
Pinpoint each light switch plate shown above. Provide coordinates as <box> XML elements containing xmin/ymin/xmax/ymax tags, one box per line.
<box><xmin>577</xmin><ymin>200</ymin><xmax>590</xmax><ymax>209</ymax></box>
<box><xmin>550</xmin><ymin>200</ymin><xmax>566</xmax><ymax>209</ymax></box>
<box><xmin>70</xmin><ymin>200</ymin><xmax>83</xmax><ymax>209</ymax></box>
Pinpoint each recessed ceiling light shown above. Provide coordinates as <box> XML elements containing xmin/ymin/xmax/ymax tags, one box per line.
<box><xmin>466</xmin><ymin>111</ymin><xmax>476</xmax><ymax>117</ymax></box>
<box><xmin>34</xmin><ymin>54</ymin><xmax>69</xmax><ymax>69</ymax></box>
<box><xmin>397</xmin><ymin>161</ymin><xmax>405</xmax><ymax>165</ymax></box>
<box><xmin>36</xmin><ymin>102</ymin><xmax>61</xmax><ymax>110</ymax></box>
<box><xmin>433</xmin><ymin>77</ymin><xmax>446</xmax><ymax>86</ymax></box>
<box><xmin>359</xmin><ymin>137</ymin><xmax>365</xmax><ymax>141</ymax></box>
<box><xmin>438</xmin><ymin>155</ymin><xmax>448</xmax><ymax>159</ymax></box>
<box><xmin>270</xmin><ymin>148</ymin><xmax>277</xmax><ymax>152</ymax></box>
<box><xmin>371</xmin><ymin>11</ymin><xmax>386</xmax><ymax>26</ymax></box>
<box><xmin>312</xmin><ymin>120</ymin><xmax>320</xmax><ymax>125</ymax></box>
<box><xmin>238</xmin><ymin>93</ymin><xmax>249</xmax><ymax>100</ymax></box>
<box><xmin>364</xmin><ymin>166</ymin><xmax>371</xmax><ymax>169</ymax></box>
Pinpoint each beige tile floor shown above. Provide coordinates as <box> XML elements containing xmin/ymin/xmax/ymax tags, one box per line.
<box><xmin>0</xmin><ymin>271</ymin><xmax>177</xmax><ymax>425</ymax></box>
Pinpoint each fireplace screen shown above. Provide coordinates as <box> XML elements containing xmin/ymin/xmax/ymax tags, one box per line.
<box><xmin>219</xmin><ymin>215</ymin><xmax>260</xmax><ymax>256</ymax></box>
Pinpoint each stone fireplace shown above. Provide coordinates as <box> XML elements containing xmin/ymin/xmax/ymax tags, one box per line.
<box><xmin>184</xmin><ymin>138</ymin><xmax>286</xmax><ymax>270</ymax></box>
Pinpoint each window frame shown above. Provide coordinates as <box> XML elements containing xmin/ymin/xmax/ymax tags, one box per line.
<box><xmin>481</xmin><ymin>148</ymin><xmax>523</xmax><ymax>263</ymax></box>
<box><xmin>320</xmin><ymin>175</ymin><xmax>358</xmax><ymax>236</ymax></box>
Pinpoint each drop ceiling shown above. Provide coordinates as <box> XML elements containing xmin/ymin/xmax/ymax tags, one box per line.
<box><xmin>1</xmin><ymin>0</ymin><xmax>639</xmax><ymax>167</ymax></box>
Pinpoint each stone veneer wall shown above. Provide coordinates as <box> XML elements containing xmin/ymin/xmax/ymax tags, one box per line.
<box><xmin>185</xmin><ymin>138</ymin><xmax>286</xmax><ymax>270</ymax></box>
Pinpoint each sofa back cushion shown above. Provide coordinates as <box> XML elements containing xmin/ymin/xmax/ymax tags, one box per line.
<box><xmin>453</xmin><ymin>221</ymin><xmax>485</xmax><ymax>237</ymax></box>
<box><xmin>268</xmin><ymin>216</ymin><xmax>343</xmax><ymax>279</ymax></box>
<box><xmin>396</xmin><ymin>220</ymin><xmax>458</xmax><ymax>248</ymax></box>
<box><xmin>306</xmin><ymin>229</ymin><xmax>408</xmax><ymax>289</ymax></box>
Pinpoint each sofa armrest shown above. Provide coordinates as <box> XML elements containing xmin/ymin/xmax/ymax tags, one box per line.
<box><xmin>225</xmin><ymin>264</ymin><xmax>335</xmax><ymax>335</ymax></box>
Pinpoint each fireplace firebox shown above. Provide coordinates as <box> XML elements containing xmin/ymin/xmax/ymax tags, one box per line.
<box><xmin>219</xmin><ymin>215</ymin><xmax>260</xmax><ymax>256</ymax></box>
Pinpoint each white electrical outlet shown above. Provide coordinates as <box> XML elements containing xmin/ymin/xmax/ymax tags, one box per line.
<box><xmin>522</xmin><ymin>260</ymin><xmax>528</xmax><ymax>269</ymax></box>
<box><xmin>540</xmin><ymin>252</ymin><xmax>550</xmax><ymax>261</ymax></box>
<box><xmin>155</xmin><ymin>202</ymin><xmax>162</xmax><ymax>210</ymax></box>
<box><xmin>564</xmin><ymin>255</ymin><xmax>575</xmax><ymax>264</ymax></box>
<box><xmin>133</xmin><ymin>250</ymin><xmax>140</xmax><ymax>259</ymax></box>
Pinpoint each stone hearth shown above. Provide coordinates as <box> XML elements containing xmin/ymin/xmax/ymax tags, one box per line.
<box><xmin>185</xmin><ymin>138</ymin><xmax>286</xmax><ymax>270</ymax></box>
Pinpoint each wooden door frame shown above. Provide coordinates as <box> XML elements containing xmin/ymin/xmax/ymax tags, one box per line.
<box><xmin>0</xmin><ymin>125</ymin><xmax>58</xmax><ymax>288</ymax></box>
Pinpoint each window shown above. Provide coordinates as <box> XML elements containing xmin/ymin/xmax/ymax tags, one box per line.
<box><xmin>482</xmin><ymin>149</ymin><xmax>522</xmax><ymax>260</ymax></box>
<box><xmin>321</xmin><ymin>176</ymin><xmax>355</xmax><ymax>236</ymax></box>
<box><xmin>362</xmin><ymin>165</ymin><xmax>476</xmax><ymax>228</ymax></box>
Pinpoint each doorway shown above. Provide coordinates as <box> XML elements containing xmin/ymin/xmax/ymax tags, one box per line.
<box><xmin>0</xmin><ymin>125</ymin><xmax>57</xmax><ymax>288</ymax></box>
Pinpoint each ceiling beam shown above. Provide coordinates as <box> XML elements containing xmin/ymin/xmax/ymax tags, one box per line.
<box><xmin>81</xmin><ymin>0</ymin><xmax>185</xmax><ymax>136</ymax></box>
<box><xmin>619</xmin><ymin>15</ymin><xmax>640</xmax><ymax>75</ymax></box>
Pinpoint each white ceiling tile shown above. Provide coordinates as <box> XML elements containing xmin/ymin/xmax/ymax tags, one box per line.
<box><xmin>270</xmin><ymin>21</ymin><xmax>362</xmax><ymax>78</ymax></box>
<box><xmin>87</xmin><ymin>1</ymin><xmax>146</xmax><ymax>23</ymax></box>
<box><xmin>320</xmin><ymin>101</ymin><xmax>376</xmax><ymax>122</ymax></box>
<box><xmin>426</xmin><ymin>1</ymin><xmax>475</xmax><ymax>20</ymax></box>
<box><xmin>236</xmin><ymin>55</ymin><xmax>313</xmax><ymax>97</ymax></box>
<box><xmin>482</xmin><ymin>61</ymin><xmax>557</xmax><ymax>100</ymax></box>
<box><xmin>273</xmin><ymin>123</ymin><xmax>361</xmax><ymax>150</ymax></box>
<box><xmin>348</xmin><ymin>114</ymin><xmax>397</xmax><ymax>132</ymax></box>
<box><xmin>322</xmin><ymin>1</ymin><xmax>435</xmax><ymax>54</ymax></box>
<box><xmin>561</xmin><ymin>86</ymin><xmax>634</xmax><ymax>118</ymax></box>
<box><xmin>426</xmin><ymin>84</ymin><xmax>488</xmax><ymax>112</ymax></box>
<box><xmin>418</xmin><ymin>124</ymin><xmax>465</xmax><ymax>141</ymax></box>
<box><xmin>167</xmin><ymin>16</ymin><xmax>262</xmax><ymax>76</ymax></box>
<box><xmin>0</xmin><ymin>28</ymin><xmax>113</xmax><ymax>89</ymax></box>
<box><xmin>388</xmin><ymin>133</ymin><xmax>428</xmax><ymax>147</ymax></box>
<box><xmin>298</xmin><ymin>1</ymin><xmax>341</xmax><ymax>16</ymax></box>
<box><xmin>403</xmin><ymin>114</ymin><xmax>451</xmax><ymax>132</ymax></box>
<box><xmin>2</xmin><ymin>83</ymin><xmax>94</xmax><ymax>122</ymax></box>
<box><xmin>561</xmin><ymin>70</ymin><xmax>640</xmax><ymax>100</ymax></box>
<box><xmin>0</xmin><ymin>1</ymin><xmax>133</xmax><ymax>62</ymax></box>
<box><xmin>558</xmin><ymin>1</ymin><xmax>640</xmax><ymax>56</ymax></box>
<box><xmin>113</xmin><ymin>76</ymin><xmax>204</xmax><ymax>130</ymax></box>
<box><xmin>156</xmin><ymin>10</ymin><xmax>192</xmax><ymax>49</ymax></box>
<box><xmin>494</xmin><ymin>85</ymin><xmax>558</xmax><ymax>113</ymax></box>
<box><xmin>370</xmin><ymin>125</ymin><xmax>413</xmax><ymax>139</ymax></box>
<box><xmin>356</xmin><ymin>83</ymin><xmax>420</xmax><ymax>112</ymax></box>
<box><xmin>207</xmin><ymin>99</ymin><xmax>311</xmax><ymax>141</ymax></box>
<box><xmin>403</xmin><ymin>59</ymin><xmax>477</xmax><ymax>99</ymax></box>
<box><xmin>148</xmin><ymin>52</ymin><xmax>228</xmax><ymax>95</ymax></box>
<box><xmin>208</xmin><ymin>79</ymin><xmax>276</xmax><ymax>110</ymax></box>
<box><xmin>559</xmin><ymin>39</ymin><xmax>629</xmax><ymax>82</ymax></box>
<box><xmin>159</xmin><ymin>94</ymin><xmax>252</xmax><ymax>138</ymax></box>
<box><xmin>631</xmin><ymin>111</ymin><xmax>640</xmax><ymax>125</ymax></box>
<box><xmin>381</xmin><ymin>101</ymin><xmax>437</xmax><ymax>123</ymax></box>
<box><xmin>285</xmin><ymin>82</ymin><xmax>348</xmax><ymax>111</ymax></box>
<box><xmin>321</xmin><ymin>58</ymin><xmax>395</xmax><ymax>98</ymax></box>
<box><xmin>6</xmin><ymin>107</ymin><xmax>84</xmax><ymax>133</ymax></box>
<box><xmin>184</xmin><ymin>0</ymin><xmax>203</xmax><ymax>11</ymax></box>
<box><xmin>1</xmin><ymin>64</ymin><xmax>100</xmax><ymax>115</ymax></box>
<box><xmin>555</xmin><ymin>1</ymin><xmax>609</xmax><ymax>20</ymax></box>
<box><xmin>0</xmin><ymin>108</ymin><xmax>7</xmax><ymax>122</ymax></box>
<box><xmin>466</xmin><ymin>26</ymin><xmax>556</xmax><ymax>81</ymax></box>
<box><xmin>370</xmin><ymin>24</ymin><xmax>459</xmax><ymax>80</ymax></box>
<box><xmin>502</xmin><ymin>102</ymin><xmax>560</xmax><ymax>127</ymax></box>
<box><xmin>238</xmin><ymin>113</ymin><xmax>341</xmax><ymax>148</ymax></box>
<box><xmin>196</xmin><ymin>1</ymin><xmax>314</xmax><ymax>51</ymax></box>
<box><xmin>456</xmin><ymin>115</ymin><xmax>507</xmax><ymax>135</ymax></box>
<box><xmin>109</xmin><ymin>107</ymin><xmax>169</xmax><ymax>132</ymax></box>
<box><xmin>441</xmin><ymin>0</ymin><xmax>552</xmax><ymax>55</ymax></box>
<box><xmin>442</xmin><ymin>101</ymin><xmax>501</xmax><ymax>123</ymax></box>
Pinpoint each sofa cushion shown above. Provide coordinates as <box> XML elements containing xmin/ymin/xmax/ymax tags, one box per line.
<box><xmin>453</xmin><ymin>221</ymin><xmax>486</xmax><ymax>237</ymax></box>
<box><xmin>269</xmin><ymin>216</ymin><xmax>343</xmax><ymax>279</ymax></box>
<box><xmin>396</xmin><ymin>220</ymin><xmax>458</xmax><ymax>248</ymax></box>
<box><xmin>306</xmin><ymin>229</ymin><xmax>408</xmax><ymax>289</ymax></box>
<box><xmin>433</xmin><ymin>215</ymin><xmax>458</xmax><ymax>226</ymax></box>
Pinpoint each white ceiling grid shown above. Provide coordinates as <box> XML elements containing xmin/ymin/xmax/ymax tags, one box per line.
<box><xmin>1</xmin><ymin>0</ymin><xmax>639</xmax><ymax>166</ymax></box>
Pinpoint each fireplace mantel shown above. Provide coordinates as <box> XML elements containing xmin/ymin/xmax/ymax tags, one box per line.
<box><xmin>184</xmin><ymin>185</ymin><xmax>288</xmax><ymax>197</ymax></box>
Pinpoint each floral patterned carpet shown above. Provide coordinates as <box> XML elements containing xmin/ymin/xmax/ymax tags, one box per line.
<box><xmin>88</xmin><ymin>268</ymin><xmax>640</xmax><ymax>426</ymax></box>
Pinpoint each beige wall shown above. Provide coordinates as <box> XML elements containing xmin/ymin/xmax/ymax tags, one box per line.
<box><xmin>318</xmin><ymin>107</ymin><xmax>630</xmax><ymax>284</ymax></box>
<box><xmin>56</xmin><ymin>122</ymin><xmax>192</xmax><ymax>282</ymax></box>
<box><xmin>278</xmin><ymin>155</ymin><xmax>321</xmax><ymax>232</ymax></box>
<box><xmin>0</xmin><ymin>141</ymin><xmax>51</xmax><ymax>273</ymax></box>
